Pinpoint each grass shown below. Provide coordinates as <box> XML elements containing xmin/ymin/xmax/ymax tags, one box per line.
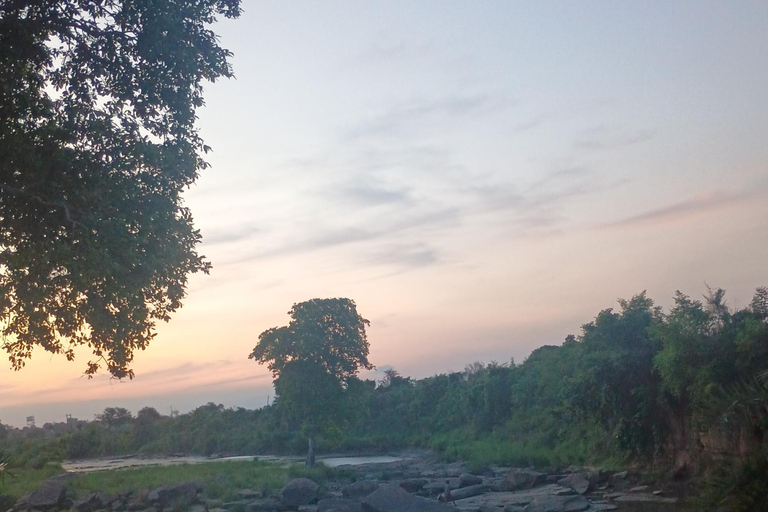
<box><xmin>0</xmin><ymin>463</ymin><xmax>65</xmax><ymax>499</ymax></box>
<box><xmin>0</xmin><ymin>459</ymin><xmax>349</xmax><ymax>503</ymax></box>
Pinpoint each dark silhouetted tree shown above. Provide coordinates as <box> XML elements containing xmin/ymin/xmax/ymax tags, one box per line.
<box><xmin>250</xmin><ymin>298</ymin><xmax>373</xmax><ymax>466</ymax></box>
<box><xmin>0</xmin><ymin>0</ymin><xmax>241</xmax><ymax>378</ymax></box>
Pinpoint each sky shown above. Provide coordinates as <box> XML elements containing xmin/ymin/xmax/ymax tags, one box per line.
<box><xmin>2</xmin><ymin>0</ymin><xmax>768</xmax><ymax>427</ymax></box>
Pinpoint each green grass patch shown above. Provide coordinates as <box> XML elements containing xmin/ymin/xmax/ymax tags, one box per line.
<box><xmin>65</xmin><ymin>460</ymin><xmax>342</xmax><ymax>502</ymax></box>
<box><xmin>0</xmin><ymin>463</ymin><xmax>65</xmax><ymax>499</ymax></box>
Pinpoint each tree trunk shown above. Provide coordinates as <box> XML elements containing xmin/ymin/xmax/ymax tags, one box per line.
<box><xmin>306</xmin><ymin>432</ymin><xmax>316</xmax><ymax>467</ymax></box>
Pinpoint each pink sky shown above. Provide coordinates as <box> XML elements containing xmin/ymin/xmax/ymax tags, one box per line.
<box><xmin>2</xmin><ymin>1</ymin><xmax>767</xmax><ymax>427</ymax></box>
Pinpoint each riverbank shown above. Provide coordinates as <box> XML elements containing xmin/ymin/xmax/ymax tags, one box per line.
<box><xmin>3</xmin><ymin>450</ymin><xmax>690</xmax><ymax>512</ymax></box>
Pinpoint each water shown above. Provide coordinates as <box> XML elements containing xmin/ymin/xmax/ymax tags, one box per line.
<box><xmin>61</xmin><ymin>454</ymin><xmax>402</xmax><ymax>473</ymax></box>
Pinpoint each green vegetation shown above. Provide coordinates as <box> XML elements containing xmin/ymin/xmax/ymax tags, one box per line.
<box><xmin>1</xmin><ymin>286</ymin><xmax>765</xmax><ymax>507</ymax></box>
<box><xmin>250</xmin><ymin>298</ymin><xmax>374</xmax><ymax>466</ymax></box>
<box><xmin>0</xmin><ymin>0</ymin><xmax>241</xmax><ymax>378</ymax></box>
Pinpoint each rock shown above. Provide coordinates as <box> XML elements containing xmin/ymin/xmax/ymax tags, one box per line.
<box><xmin>614</xmin><ymin>493</ymin><xmax>676</xmax><ymax>504</ymax></box>
<box><xmin>459</xmin><ymin>473</ymin><xmax>483</xmax><ymax>487</ymax></box>
<box><xmin>148</xmin><ymin>482</ymin><xmax>201</xmax><ymax>508</ymax></box>
<box><xmin>652</xmin><ymin>490</ymin><xmax>663</xmax><ymax>496</ymax></box>
<box><xmin>557</xmin><ymin>473</ymin><xmax>591</xmax><ymax>495</ymax></box>
<box><xmin>282</xmin><ymin>478</ymin><xmax>320</xmax><ymax>507</ymax></box>
<box><xmin>318</xmin><ymin>497</ymin><xmax>363</xmax><ymax>512</ymax></box>
<box><xmin>238</xmin><ymin>489</ymin><xmax>264</xmax><ymax>500</ymax></box>
<box><xmin>362</xmin><ymin>484</ymin><xmax>453</xmax><ymax>512</ymax></box>
<box><xmin>524</xmin><ymin>494</ymin><xmax>590</xmax><ymax>512</ymax></box>
<box><xmin>223</xmin><ymin>499</ymin><xmax>251</xmax><ymax>510</ymax></box>
<box><xmin>0</xmin><ymin>494</ymin><xmax>15</xmax><ymax>512</ymax></box>
<box><xmin>27</xmin><ymin>478</ymin><xmax>67</xmax><ymax>511</ymax></box>
<box><xmin>589</xmin><ymin>503</ymin><xmax>618</xmax><ymax>511</ymax></box>
<box><xmin>422</xmin><ymin>479</ymin><xmax>460</xmax><ymax>497</ymax></box>
<box><xmin>446</xmin><ymin>463</ymin><xmax>463</xmax><ymax>478</ymax></box>
<box><xmin>504</xmin><ymin>506</ymin><xmax>526</xmax><ymax>512</ymax></box>
<box><xmin>399</xmin><ymin>478</ymin><xmax>427</xmax><ymax>493</ymax></box>
<box><xmin>343</xmin><ymin>480</ymin><xmax>379</xmax><ymax>498</ymax></box>
<box><xmin>628</xmin><ymin>485</ymin><xmax>648</xmax><ymax>492</ymax></box>
<box><xmin>245</xmin><ymin>497</ymin><xmax>288</xmax><ymax>511</ymax></box>
<box><xmin>97</xmin><ymin>492</ymin><xmax>119</xmax><ymax>506</ymax></box>
<box><xmin>451</xmin><ymin>484</ymin><xmax>489</xmax><ymax>500</ymax></box>
<box><xmin>611</xmin><ymin>471</ymin><xmax>627</xmax><ymax>480</ymax></box>
<box><xmin>189</xmin><ymin>505</ymin><xmax>208</xmax><ymax>512</ymax></box>
<box><xmin>451</xmin><ymin>485</ymin><xmax>569</xmax><ymax>510</ymax></box>
<box><xmin>299</xmin><ymin>506</ymin><xmax>319</xmax><ymax>512</ymax></box>
<box><xmin>499</xmin><ymin>470</ymin><xmax>546</xmax><ymax>491</ymax></box>
<box><xmin>72</xmin><ymin>493</ymin><xmax>102</xmax><ymax>512</ymax></box>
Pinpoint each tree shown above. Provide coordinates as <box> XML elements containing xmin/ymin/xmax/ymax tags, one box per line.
<box><xmin>250</xmin><ymin>298</ymin><xmax>374</xmax><ymax>466</ymax></box>
<box><xmin>0</xmin><ymin>0</ymin><xmax>241</xmax><ymax>378</ymax></box>
<box><xmin>95</xmin><ymin>406</ymin><xmax>132</xmax><ymax>429</ymax></box>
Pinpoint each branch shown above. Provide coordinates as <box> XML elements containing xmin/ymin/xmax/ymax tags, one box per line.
<box><xmin>0</xmin><ymin>183</ymin><xmax>87</xmax><ymax>230</ymax></box>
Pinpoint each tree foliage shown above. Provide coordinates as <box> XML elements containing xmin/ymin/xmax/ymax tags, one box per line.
<box><xmin>0</xmin><ymin>0</ymin><xmax>241</xmax><ymax>378</ymax></box>
<box><xmin>250</xmin><ymin>298</ymin><xmax>373</xmax><ymax>465</ymax></box>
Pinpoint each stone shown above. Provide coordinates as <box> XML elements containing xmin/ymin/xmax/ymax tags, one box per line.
<box><xmin>238</xmin><ymin>489</ymin><xmax>264</xmax><ymax>500</ymax></box>
<box><xmin>399</xmin><ymin>478</ymin><xmax>427</xmax><ymax>493</ymax></box>
<box><xmin>317</xmin><ymin>497</ymin><xmax>363</xmax><ymax>512</ymax></box>
<box><xmin>628</xmin><ymin>485</ymin><xmax>648</xmax><ymax>492</ymax></box>
<box><xmin>72</xmin><ymin>493</ymin><xmax>102</xmax><ymax>512</ymax></box>
<box><xmin>343</xmin><ymin>480</ymin><xmax>379</xmax><ymax>498</ymax></box>
<box><xmin>499</xmin><ymin>470</ymin><xmax>546</xmax><ymax>491</ymax></box>
<box><xmin>281</xmin><ymin>478</ymin><xmax>320</xmax><ymax>507</ymax></box>
<box><xmin>362</xmin><ymin>484</ymin><xmax>453</xmax><ymax>512</ymax></box>
<box><xmin>611</xmin><ymin>471</ymin><xmax>627</xmax><ymax>480</ymax></box>
<box><xmin>589</xmin><ymin>503</ymin><xmax>618</xmax><ymax>511</ymax></box>
<box><xmin>504</xmin><ymin>506</ymin><xmax>526</xmax><ymax>512</ymax></box>
<box><xmin>459</xmin><ymin>473</ymin><xmax>483</xmax><ymax>487</ymax></box>
<box><xmin>614</xmin><ymin>493</ymin><xmax>677</xmax><ymax>504</ymax></box>
<box><xmin>524</xmin><ymin>494</ymin><xmax>590</xmax><ymax>512</ymax></box>
<box><xmin>27</xmin><ymin>478</ymin><xmax>67</xmax><ymax>511</ymax></box>
<box><xmin>147</xmin><ymin>482</ymin><xmax>201</xmax><ymax>508</ymax></box>
<box><xmin>450</xmin><ymin>484</ymin><xmax>488</xmax><ymax>500</ymax></box>
<box><xmin>557</xmin><ymin>473</ymin><xmax>591</xmax><ymax>495</ymax></box>
<box><xmin>245</xmin><ymin>497</ymin><xmax>286</xmax><ymax>511</ymax></box>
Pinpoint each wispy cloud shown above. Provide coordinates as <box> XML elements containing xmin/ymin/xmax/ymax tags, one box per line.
<box><xmin>347</xmin><ymin>94</ymin><xmax>506</xmax><ymax>139</ymax></box>
<box><xmin>575</xmin><ymin>126</ymin><xmax>657</xmax><ymax>151</ymax></box>
<box><xmin>601</xmin><ymin>190</ymin><xmax>755</xmax><ymax>229</ymax></box>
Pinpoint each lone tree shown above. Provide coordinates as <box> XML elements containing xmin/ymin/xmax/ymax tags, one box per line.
<box><xmin>0</xmin><ymin>0</ymin><xmax>241</xmax><ymax>378</ymax></box>
<box><xmin>250</xmin><ymin>298</ymin><xmax>374</xmax><ymax>466</ymax></box>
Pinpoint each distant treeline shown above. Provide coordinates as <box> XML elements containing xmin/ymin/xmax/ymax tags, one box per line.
<box><xmin>3</xmin><ymin>287</ymin><xmax>767</xmax><ymax>481</ymax></box>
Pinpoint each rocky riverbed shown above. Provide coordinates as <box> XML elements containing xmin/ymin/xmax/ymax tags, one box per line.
<box><xmin>9</xmin><ymin>452</ymin><xmax>685</xmax><ymax>512</ymax></box>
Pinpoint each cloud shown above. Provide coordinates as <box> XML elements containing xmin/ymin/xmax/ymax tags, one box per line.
<box><xmin>601</xmin><ymin>190</ymin><xmax>753</xmax><ymax>229</ymax></box>
<box><xmin>347</xmin><ymin>94</ymin><xmax>505</xmax><ymax>139</ymax></box>
<box><xmin>202</xmin><ymin>223</ymin><xmax>262</xmax><ymax>245</ymax></box>
<box><xmin>339</xmin><ymin>183</ymin><xmax>412</xmax><ymax>206</ymax></box>
<box><xmin>362</xmin><ymin>242</ymin><xmax>439</xmax><ymax>270</ymax></box>
<box><xmin>575</xmin><ymin>127</ymin><xmax>657</xmax><ymax>151</ymax></box>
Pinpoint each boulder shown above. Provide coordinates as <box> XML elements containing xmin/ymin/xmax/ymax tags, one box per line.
<box><xmin>238</xmin><ymin>489</ymin><xmax>264</xmax><ymax>500</ymax></box>
<box><xmin>398</xmin><ymin>478</ymin><xmax>427</xmax><ymax>493</ymax></box>
<box><xmin>450</xmin><ymin>484</ymin><xmax>488</xmax><ymax>500</ymax></box>
<box><xmin>459</xmin><ymin>473</ymin><xmax>483</xmax><ymax>487</ymax></box>
<box><xmin>317</xmin><ymin>497</ymin><xmax>363</xmax><ymax>512</ymax></box>
<box><xmin>72</xmin><ymin>493</ymin><xmax>102</xmax><ymax>512</ymax></box>
<box><xmin>557</xmin><ymin>473</ymin><xmax>591</xmax><ymax>495</ymax></box>
<box><xmin>26</xmin><ymin>478</ymin><xmax>67</xmax><ymax>511</ymax></box>
<box><xmin>499</xmin><ymin>470</ymin><xmax>546</xmax><ymax>491</ymax></box>
<box><xmin>245</xmin><ymin>497</ymin><xmax>288</xmax><ymax>511</ymax></box>
<box><xmin>343</xmin><ymin>480</ymin><xmax>379</xmax><ymax>498</ymax></box>
<box><xmin>281</xmin><ymin>478</ymin><xmax>319</xmax><ymax>507</ymax></box>
<box><xmin>148</xmin><ymin>482</ymin><xmax>201</xmax><ymax>508</ymax></box>
<box><xmin>362</xmin><ymin>484</ymin><xmax>452</xmax><ymax>512</ymax></box>
<box><xmin>524</xmin><ymin>494</ymin><xmax>590</xmax><ymax>512</ymax></box>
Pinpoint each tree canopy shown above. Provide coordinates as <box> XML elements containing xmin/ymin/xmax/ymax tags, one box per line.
<box><xmin>0</xmin><ymin>0</ymin><xmax>241</xmax><ymax>378</ymax></box>
<box><xmin>250</xmin><ymin>298</ymin><xmax>374</xmax><ymax>465</ymax></box>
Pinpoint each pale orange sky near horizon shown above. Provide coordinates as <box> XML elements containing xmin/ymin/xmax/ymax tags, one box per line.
<box><xmin>1</xmin><ymin>1</ymin><xmax>768</xmax><ymax>427</ymax></box>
